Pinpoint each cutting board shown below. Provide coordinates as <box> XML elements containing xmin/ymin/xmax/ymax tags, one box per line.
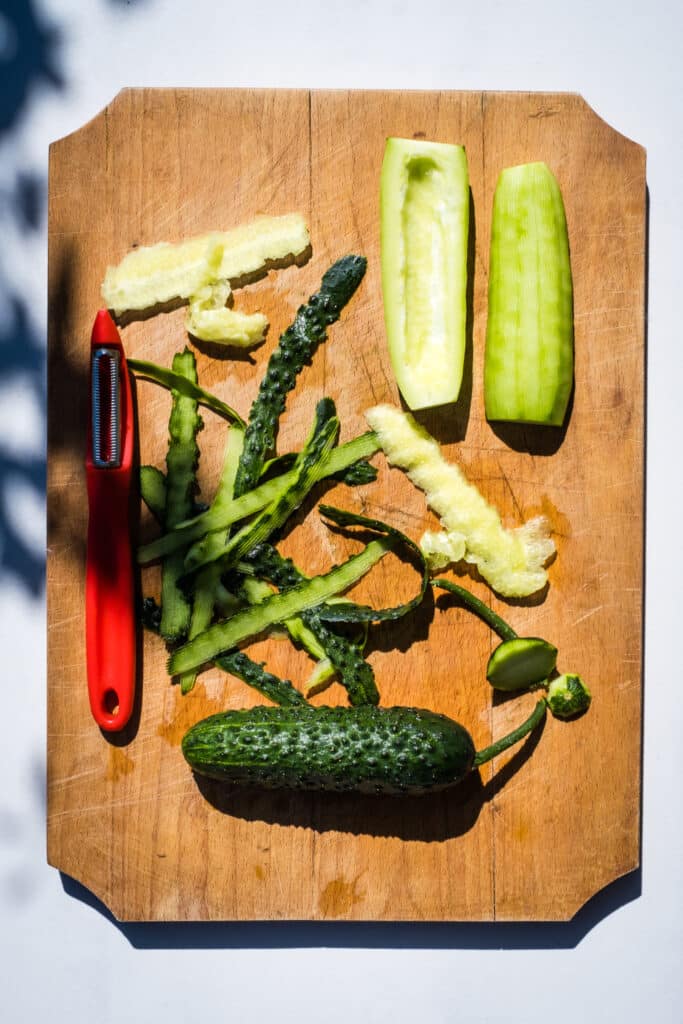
<box><xmin>47</xmin><ymin>90</ymin><xmax>645</xmax><ymax>922</ymax></box>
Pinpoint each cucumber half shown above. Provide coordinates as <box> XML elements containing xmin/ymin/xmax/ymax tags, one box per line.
<box><xmin>380</xmin><ymin>137</ymin><xmax>469</xmax><ymax>410</ymax></box>
<box><xmin>484</xmin><ymin>162</ymin><xmax>573</xmax><ymax>426</ymax></box>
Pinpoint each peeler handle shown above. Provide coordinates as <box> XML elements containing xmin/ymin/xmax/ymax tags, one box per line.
<box><xmin>85</xmin><ymin>465</ymin><xmax>136</xmax><ymax>731</ymax></box>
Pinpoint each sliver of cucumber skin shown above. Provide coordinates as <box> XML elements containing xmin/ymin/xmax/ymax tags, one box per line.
<box><xmin>232</xmin><ymin>254</ymin><xmax>367</xmax><ymax>498</ymax></box>
<box><xmin>241</xmin><ymin>543</ymin><xmax>379</xmax><ymax>707</ymax></box>
<box><xmin>178</xmin><ymin>425</ymin><xmax>245</xmax><ymax>695</ymax></box>
<box><xmin>160</xmin><ymin>349</ymin><xmax>202</xmax><ymax>642</ymax></box>
<box><xmin>137</xmin><ymin>431</ymin><xmax>380</xmax><ymax>565</ymax></box>
<box><xmin>183</xmin><ymin>399</ymin><xmax>339</xmax><ymax>578</ymax></box>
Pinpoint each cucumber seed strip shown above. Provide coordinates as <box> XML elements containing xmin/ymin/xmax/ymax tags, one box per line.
<box><xmin>178</xmin><ymin>425</ymin><xmax>246</xmax><ymax>694</ymax></box>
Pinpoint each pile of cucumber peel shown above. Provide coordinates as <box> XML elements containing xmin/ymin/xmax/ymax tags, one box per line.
<box><xmin>131</xmin><ymin>246</ymin><xmax>589</xmax><ymax>797</ymax></box>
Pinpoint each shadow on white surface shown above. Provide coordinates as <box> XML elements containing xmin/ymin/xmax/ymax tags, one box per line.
<box><xmin>60</xmin><ymin>866</ymin><xmax>641</xmax><ymax>949</ymax></box>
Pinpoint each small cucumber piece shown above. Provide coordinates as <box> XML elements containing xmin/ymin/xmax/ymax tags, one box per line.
<box><xmin>380</xmin><ymin>138</ymin><xmax>469</xmax><ymax>410</ymax></box>
<box><xmin>486</xmin><ymin>636</ymin><xmax>558</xmax><ymax>691</ymax></box>
<box><xmin>546</xmin><ymin>674</ymin><xmax>591</xmax><ymax>719</ymax></box>
<box><xmin>484</xmin><ymin>162</ymin><xmax>573</xmax><ymax>426</ymax></box>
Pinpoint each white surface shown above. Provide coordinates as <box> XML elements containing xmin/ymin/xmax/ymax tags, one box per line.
<box><xmin>1</xmin><ymin>0</ymin><xmax>681</xmax><ymax>1021</ymax></box>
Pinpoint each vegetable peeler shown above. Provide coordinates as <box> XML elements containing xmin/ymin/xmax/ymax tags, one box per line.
<box><xmin>85</xmin><ymin>309</ymin><xmax>136</xmax><ymax>731</ymax></box>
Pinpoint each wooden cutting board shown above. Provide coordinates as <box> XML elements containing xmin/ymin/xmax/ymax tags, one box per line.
<box><xmin>47</xmin><ymin>90</ymin><xmax>645</xmax><ymax>922</ymax></box>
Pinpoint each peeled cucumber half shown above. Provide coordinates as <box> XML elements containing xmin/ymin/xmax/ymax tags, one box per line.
<box><xmin>484</xmin><ymin>162</ymin><xmax>574</xmax><ymax>426</ymax></box>
<box><xmin>380</xmin><ymin>137</ymin><xmax>469</xmax><ymax>410</ymax></box>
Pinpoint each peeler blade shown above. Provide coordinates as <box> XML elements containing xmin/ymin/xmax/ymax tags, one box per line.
<box><xmin>91</xmin><ymin>346</ymin><xmax>121</xmax><ymax>468</ymax></box>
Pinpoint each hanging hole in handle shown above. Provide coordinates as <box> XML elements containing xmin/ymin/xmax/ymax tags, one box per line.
<box><xmin>103</xmin><ymin>688</ymin><xmax>120</xmax><ymax>717</ymax></box>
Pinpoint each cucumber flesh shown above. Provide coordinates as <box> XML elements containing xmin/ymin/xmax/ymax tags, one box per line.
<box><xmin>381</xmin><ymin>138</ymin><xmax>469</xmax><ymax>410</ymax></box>
<box><xmin>484</xmin><ymin>162</ymin><xmax>573</xmax><ymax>426</ymax></box>
<box><xmin>486</xmin><ymin>636</ymin><xmax>558</xmax><ymax>691</ymax></box>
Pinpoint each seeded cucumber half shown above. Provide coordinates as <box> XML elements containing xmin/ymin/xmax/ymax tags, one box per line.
<box><xmin>380</xmin><ymin>137</ymin><xmax>469</xmax><ymax>410</ymax></box>
<box><xmin>484</xmin><ymin>162</ymin><xmax>574</xmax><ymax>426</ymax></box>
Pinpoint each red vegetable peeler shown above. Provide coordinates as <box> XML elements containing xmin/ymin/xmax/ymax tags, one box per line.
<box><xmin>85</xmin><ymin>309</ymin><xmax>136</xmax><ymax>731</ymax></box>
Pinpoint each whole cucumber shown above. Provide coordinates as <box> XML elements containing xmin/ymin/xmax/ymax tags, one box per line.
<box><xmin>182</xmin><ymin>705</ymin><xmax>476</xmax><ymax>794</ymax></box>
<box><xmin>484</xmin><ymin>161</ymin><xmax>573</xmax><ymax>426</ymax></box>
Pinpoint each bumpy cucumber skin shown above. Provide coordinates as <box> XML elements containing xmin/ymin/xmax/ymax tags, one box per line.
<box><xmin>484</xmin><ymin>162</ymin><xmax>573</xmax><ymax>426</ymax></box>
<box><xmin>160</xmin><ymin>349</ymin><xmax>202</xmax><ymax>641</ymax></box>
<box><xmin>242</xmin><ymin>543</ymin><xmax>379</xmax><ymax>707</ymax></box>
<box><xmin>233</xmin><ymin>255</ymin><xmax>367</xmax><ymax>497</ymax></box>
<box><xmin>182</xmin><ymin>705</ymin><xmax>476</xmax><ymax>794</ymax></box>
<box><xmin>381</xmin><ymin>138</ymin><xmax>469</xmax><ymax>411</ymax></box>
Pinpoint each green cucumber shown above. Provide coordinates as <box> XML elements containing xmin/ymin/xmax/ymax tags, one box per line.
<box><xmin>181</xmin><ymin>699</ymin><xmax>547</xmax><ymax>794</ymax></box>
<box><xmin>182</xmin><ymin>705</ymin><xmax>475</xmax><ymax>793</ymax></box>
<box><xmin>380</xmin><ymin>137</ymin><xmax>469</xmax><ymax>410</ymax></box>
<box><xmin>484</xmin><ymin>162</ymin><xmax>573</xmax><ymax>426</ymax></box>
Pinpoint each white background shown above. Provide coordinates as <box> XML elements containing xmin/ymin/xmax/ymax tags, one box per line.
<box><xmin>1</xmin><ymin>0</ymin><xmax>681</xmax><ymax>1020</ymax></box>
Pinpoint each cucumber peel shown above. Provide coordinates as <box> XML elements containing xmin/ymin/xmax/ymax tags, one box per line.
<box><xmin>484</xmin><ymin>162</ymin><xmax>573</xmax><ymax>426</ymax></box>
<box><xmin>168</xmin><ymin>537</ymin><xmax>392</xmax><ymax>676</ymax></box>
<box><xmin>137</xmin><ymin>431</ymin><xmax>380</xmax><ymax>564</ymax></box>
<box><xmin>128</xmin><ymin>358</ymin><xmax>246</xmax><ymax>428</ymax></box>
<box><xmin>240</xmin><ymin>543</ymin><xmax>379</xmax><ymax>707</ymax></box>
<box><xmin>159</xmin><ymin>349</ymin><xmax>202</xmax><ymax>642</ymax></box>
<box><xmin>380</xmin><ymin>137</ymin><xmax>469</xmax><ymax>410</ymax></box>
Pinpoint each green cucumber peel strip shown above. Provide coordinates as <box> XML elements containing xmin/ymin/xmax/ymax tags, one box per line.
<box><xmin>137</xmin><ymin>431</ymin><xmax>379</xmax><ymax>564</ymax></box>
<box><xmin>473</xmin><ymin>699</ymin><xmax>547</xmax><ymax>766</ymax></box>
<box><xmin>168</xmin><ymin>536</ymin><xmax>392</xmax><ymax>676</ymax></box>
<box><xmin>128</xmin><ymin>357</ymin><xmax>246</xmax><ymax>429</ymax></box>
<box><xmin>232</xmin><ymin>254</ymin><xmax>367</xmax><ymax>497</ymax></box>
<box><xmin>160</xmin><ymin>349</ymin><xmax>202</xmax><ymax>642</ymax></box>
<box><xmin>260</xmin><ymin>453</ymin><xmax>377</xmax><ymax>487</ymax></box>
<box><xmin>183</xmin><ymin>398</ymin><xmax>339</xmax><ymax>575</ymax></box>
<box><xmin>240</xmin><ymin>569</ymin><xmax>327</xmax><ymax>663</ymax></box>
<box><xmin>240</xmin><ymin>543</ymin><xmax>378</xmax><ymax>706</ymax></box>
<box><xmin>214</xmin><ymin>651</ymin><xmax>307</xmax><ymax>708</ymax></box>
<box><xmin>140</xmin><ymin>465</ymin><xmax>167</xmax><ymax>523</ymax></box>
<box><xmin>140</xmin><ymin>592</ymin><xmax>305</xmax><ymax>706</ymax></box>
<box><xmin>313</xmin><ymin>505</ymin><xmax>429</xmax><ymax>624</ymax></box>
<box><xmin>175</xmin><ymin>427</ymin><xmax>245</xmax><ymax>694</ymax></box>
<box><xmin>431</xmin><ymin>579</ymin><xmax>517</xmax><ymax>642</ymax></box>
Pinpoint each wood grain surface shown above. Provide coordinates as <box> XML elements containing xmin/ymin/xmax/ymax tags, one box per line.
<box><xmin>47</xmin><ymin>89</ymin><xmax>646</xmax><ymax>921</ymax></box>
